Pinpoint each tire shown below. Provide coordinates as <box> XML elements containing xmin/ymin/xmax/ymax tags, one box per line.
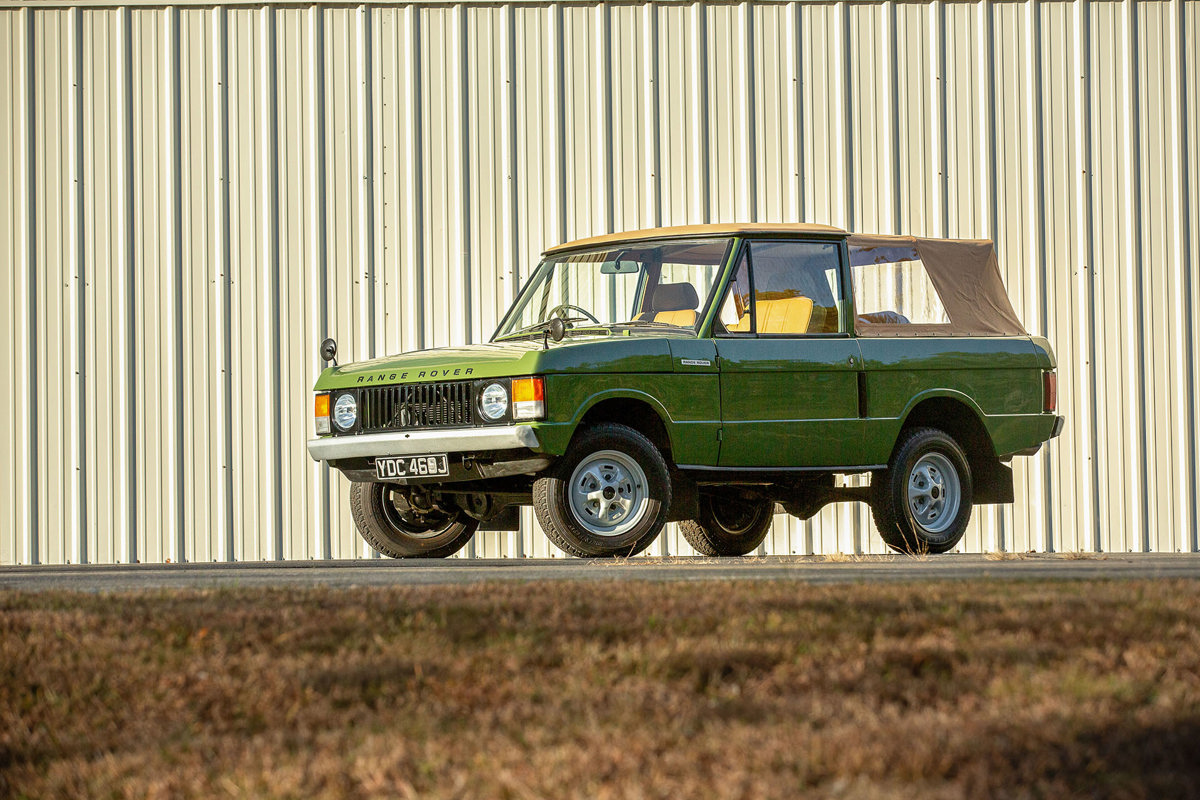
<box><xmin>870</xmin><ymin>427</ymin><xmax>973</xmax><ymax>555</ymax></box>
<box><xmin>533</xmin><ymin>423</ymin><xmax>671</xmax><ymax>558</ymax></box>
<box><xmin>680</xmin><ymin>494</ymin><xmax>775</xmax><ymax>556</ymax></box>
<box><xmin>350</xmin><ymin>481</ymin><xmax>478</xmax><ymax>559</ymax></box>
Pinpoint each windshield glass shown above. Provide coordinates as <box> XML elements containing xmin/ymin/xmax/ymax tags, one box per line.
<box><xmin>493</xmin><ymin>238</ymin><xmax>733</xmax><ymax>340</ymax></box>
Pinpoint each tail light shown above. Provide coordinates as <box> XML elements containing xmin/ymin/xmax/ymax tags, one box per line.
<box><xmin>1043</xmin><ymin>371</ymin><xmax>1057</xmax><ymax>413</ymax></box>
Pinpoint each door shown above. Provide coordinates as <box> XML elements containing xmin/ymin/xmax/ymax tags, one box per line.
<box><xmin>714</xmin><ymin>239</ymin><xmax>863</xmax><ymax>467</ymax></box>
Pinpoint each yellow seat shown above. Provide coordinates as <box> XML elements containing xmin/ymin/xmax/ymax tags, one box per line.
<box><xmin>652</xmin><ymin>308</ymin><xmax>697</xmax><ymax>326</ymax></box>
<box><xmin>729</xmin><ymin>296</ymin><xmax>814</xmax><ymax>333</ymax></box>
<box><xmin>635</xmin><ymin>282</ymin><xmax>700</xmax><ymax>328</ymax></box>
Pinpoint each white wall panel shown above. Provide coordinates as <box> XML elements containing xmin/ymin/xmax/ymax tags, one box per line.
<box><xmin>0</xmin><ymin>0</ymin><xmax>1196</xmax><ymax>563</ymax></box>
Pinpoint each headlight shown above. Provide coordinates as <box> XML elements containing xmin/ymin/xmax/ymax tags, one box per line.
<box><xmin>480</xmin><ymin>382</ymin><xmax>509</xmax><ymax>421</ymax></box>
<box><xmin>333</xmin><ymin>393</ymin><xmax>357</xmax><ymax>430</ymax></box>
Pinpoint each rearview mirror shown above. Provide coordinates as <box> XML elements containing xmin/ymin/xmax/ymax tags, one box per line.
<box><xmin>600</xmin><ymin>260</ymin><xmax>639</xmax><ymax>275</ymax></box>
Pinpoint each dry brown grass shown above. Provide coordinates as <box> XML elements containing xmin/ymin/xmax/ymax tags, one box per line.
<box><xmin>3</xmin><ymin>579</ymin><xmax>1200</xmax><ymax>799</ymax></box>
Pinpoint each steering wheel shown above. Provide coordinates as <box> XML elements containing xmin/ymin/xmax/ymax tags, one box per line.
<box><xmin>548</xmin><ymin>303</ymin><xmax>601</xmax><ymax>325</ymax></box>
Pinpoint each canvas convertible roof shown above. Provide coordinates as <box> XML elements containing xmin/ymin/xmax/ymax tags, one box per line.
<box><xmin>848</xmin><ymin>234</ymin><xmax>1028</xmax><ymax>337</ymax></box>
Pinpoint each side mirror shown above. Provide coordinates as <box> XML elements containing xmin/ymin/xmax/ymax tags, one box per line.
<box><xmin>548</xmin><ymin>317</ymin><xmax>566</xmax><ymax>342</ymax></box>
<box><xmin>319</xmin><ymin>337</ymin><xmax>338</xmax><ymax>364</ymax></box>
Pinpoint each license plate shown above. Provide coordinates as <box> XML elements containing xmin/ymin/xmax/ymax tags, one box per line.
<box><xmin>375</xmin><ymin>454</ymin><xmax>450</xmax><ymax>480</ymax></box>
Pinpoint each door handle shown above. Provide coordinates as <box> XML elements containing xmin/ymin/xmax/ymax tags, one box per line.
<box><xmin>848</xmin><ymin>356</ymin><xmax>856</xmax><ymax>367</ymax></box>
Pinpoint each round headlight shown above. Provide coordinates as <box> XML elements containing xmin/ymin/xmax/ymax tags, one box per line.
<box><xmin>333</xmin><ymin>393</ymin><xmax>357</xmax><ymax>430</ymax></box>
<box><xmin>480</xmin><ymin>382</ymin><xmax>509</xmax><ymax>421</ymax></box>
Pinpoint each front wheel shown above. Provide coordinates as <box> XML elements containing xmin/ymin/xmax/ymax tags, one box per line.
<box><xmin>533</xmin><ymin>423</ymin><xmax>671</xmax><ymax>557</ymax></box>
<box><xmin>870</xmin><ymin>427</ymin><xmax>973</xmax><ymax>554</ymax></box>
<box><xmin>350</xmin><ymin>482</ymin><xmax>477</xmax><ymax>558</ymax></box>
<box><xmin>680</xmin><ymin>494</ymin><xmax>775</xmax><ymax>556</ymax></box>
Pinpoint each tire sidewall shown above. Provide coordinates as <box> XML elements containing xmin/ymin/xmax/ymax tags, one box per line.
<box><xmin>687</xmin><ymin>495</ymin><xmax>774</xmax><ymax>556</ymax></box>
<box><xmin>537</xmin><ymin>424</ymin><xmax>670</xmax><ymax>557</ymax></box>
<box><xmin>891</xmin><ymin>430</ymin><xmax>973</xmax><ymax>551</ymax></box>
<box><xmin>351</xmin><ymin>481</ymin><xmax>477</xmax><ymax>558</ymax></box>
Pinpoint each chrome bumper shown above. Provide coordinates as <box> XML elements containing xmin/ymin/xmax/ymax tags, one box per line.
<box><xmin>307</xmin><ymin>425</ymin><xmax>541</xmax><ymax>462</ymax></box>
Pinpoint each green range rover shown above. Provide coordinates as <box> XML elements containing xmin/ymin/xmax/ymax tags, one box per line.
<box><xmin>308</xmin><ymin>223</ymin><xmax>1063</xmax><ymax>558</ymax></box>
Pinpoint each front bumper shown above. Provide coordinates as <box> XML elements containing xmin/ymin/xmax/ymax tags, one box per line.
<box><xmin>307</xmin><ymin>425</ymin><xmax>541</xmax><ymax>462</ymax></box>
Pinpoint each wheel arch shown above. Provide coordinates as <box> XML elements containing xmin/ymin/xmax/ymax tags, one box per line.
<box><xmin>572</xmin><ymin>392</ymin><xmax>675</xmax><ymax>463</ymax></box>
<box><xmin>897</xmin><ymin>393</ymin><xmax>1013</xmax><ymax>505</ymax></box>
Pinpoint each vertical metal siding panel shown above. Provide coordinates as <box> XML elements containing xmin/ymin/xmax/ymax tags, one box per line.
<box><xmin>752</xmin><ymin>4</ymin><xmax>786</xmax><ymax>224</ymax></box>
<box><xmin>1171</xmin><ymin>0</ymin><xmax>1197</xmax><ymax>554</ymax></box>
<box><xmin>1187</xmin><ymin>0</ymin><xmax>1200</xmax><ymax>552</ymax></box>
<box><xmin>611</xmin><ymin>4</ymin><xmax>649</xmax><ymax>232</ymax></box>
<box><xmin>372</xmin><ymin>7</ymin><xmax>402</xmax><ymax>358</ymax></box>
<box><xmin>893</xmin><ymin>1</ymin><xmax>936</xmax><ymax>235</ymax></box>
<box><xmin>1037</xmin><ymin>0</ymin><xmax>1086</xmax><ymax>554</ymax></box>
<box><xmin>81</xmin><ymin>9</ymin><xmax>123</xmax><ymax>564</ymax></box>
<box><xmin>277</xmin><ymin>8</ymin><xmax>315</xmax><ymax>561</ymax></box>
<box><xmin>655</xmin><ymin>3</ymin><xmax>700</xmax><ymax>226</ymax></box>
<box><xmin>418</xmin><ymin>7</ymin><xmax>455</xmax><ymax>351</ymax></box>
<box><xmin>213</xmin><ymin>5</ymin><xmax>235</xmax><ymax>561</ymax></box>
<box><xmin>166</xmin><ymin>6</ymin><xmax>185</xmax><ymax>564</ymax></box>
<box><xmin>799</xmin><ymin>3</ymin><xmax>841</xmax><ymax>229</ymax></box>
<box><xmin>69</xmin><ymin>6</ymin><xmax>86</xmax><ymax>565</ymax></box>
<box><xmin>703</xmin><ymin>3</ymin><xmax>741</xmax><ymax>225</ymax></box>
<box><xmin>128</xmin><ymin>9</ymin><xmax>168</xmax><ymax>563</ymax></box>
<box><xmin>34</xmin><ymin>9</ymin><xmax>72</xmax><ymax>566</ymax></box>
<box><xmin>847</xmin><ymin>2</ymin><xmax>889</xmax><ymax>234</ymax></box>
<box><xmin>1089</xmin><ymin>1</ymin><xmax>1136</xmax><ymax>553</ymax></box>
<box><xmin>178</xmin><ymin>8</ymin><xmax>216</xmax><ymax>563</ymax></box>
<box><xmin>1137</xmin><ymin>1</ymin><xmax>1187</xmax><ymax>551</ymax></box>
<box><xmin>560</xmin><ymin>5</ymin><xmax>597</xmax><ymax>241</ymax></box>
<box><xmin>0</xmin><ymin>11</ymin><xmax>20</xmax><ymax>563</ymax></box>
<box><xmin>226</xmin><ymin>8</ymin><xmax>265</xmax><ymax>561</ymax></box>
<box><xmin>1072</xmin><ymin>0</ymin><xmax>1102</xmax><ymax>553</ymax></box>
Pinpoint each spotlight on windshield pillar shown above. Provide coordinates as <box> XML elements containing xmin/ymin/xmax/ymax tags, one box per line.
<box><xmin>319</xmin><ymin>337</ymin><xmax>338</xmax><ymax>364</ymax></box>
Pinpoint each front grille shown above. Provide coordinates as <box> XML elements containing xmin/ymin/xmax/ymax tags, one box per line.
<box><xmin>360</xmin><ymin>381</ymin><xmax>475</xmax><ymax>431</ymax></box>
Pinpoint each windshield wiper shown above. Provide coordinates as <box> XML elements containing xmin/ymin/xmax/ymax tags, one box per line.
<box><xmin>498</xmin><ymin>318</ymin><xmax>611</xmax><ymax>341</ymax></box>
<box><xmin>616</xmin><ymin>320</ymin><xmax>688</xmax><ymax>329</ymax></box>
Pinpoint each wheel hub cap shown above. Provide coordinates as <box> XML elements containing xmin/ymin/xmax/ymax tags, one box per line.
<box><xmin>568</xmin><ymin>450</ymin><xmax>648</xmax><ymax>537</ymax></box>
<box><xmin>907</xmin><ymin>453</ymin><xmax>962</xmax><ymax>535</ymax></box>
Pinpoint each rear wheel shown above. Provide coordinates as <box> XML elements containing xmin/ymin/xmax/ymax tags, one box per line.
<box><xmin>680</xmin><ymin>494</ymin><xmax>775</xmax><ymax>556</ymax></box>
<box><xmin>350</xmin><ymin>481</ymin><xmax>477</xmax><ymax>558</ymax></box>
<box><xmin>533</xmin><ymin>423</ymin><xmax>671</xmax><ymax>558</ymax></box>
<box><xmin>870</xmin><ymin>427</ymin><xmax>972</xmax><ymax>554</ymax></box>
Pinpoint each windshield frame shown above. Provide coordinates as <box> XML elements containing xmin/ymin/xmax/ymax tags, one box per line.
<box><xmin>491</xmin><ymin>237</ymin><xmax>736</xmax><ymax>342</ymax></box>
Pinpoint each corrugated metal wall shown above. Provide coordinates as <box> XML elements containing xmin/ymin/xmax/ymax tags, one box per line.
<box><xmin>1</xmin><ymin>0</ymin><xmax>1196</xmax><ymax>564</ymax></box>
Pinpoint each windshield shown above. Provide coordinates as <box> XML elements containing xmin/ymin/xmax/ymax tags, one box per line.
<box><xmin>493</xmin><ymin>238</ymin><xmax>734</xmax><ymax>340</ymax></box>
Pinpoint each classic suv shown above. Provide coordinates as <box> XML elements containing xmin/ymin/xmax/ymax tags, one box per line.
<box><xmin>307</xmin><ymin>223</ymin><xmax>1063</xmax><ymax>558</ymax></box>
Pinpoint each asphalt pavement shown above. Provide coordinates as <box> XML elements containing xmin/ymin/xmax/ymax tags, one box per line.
<box><xmin>2</xmin><ymin>553</ymin><xmax>1199</xmax><ymax>592</ymax></box>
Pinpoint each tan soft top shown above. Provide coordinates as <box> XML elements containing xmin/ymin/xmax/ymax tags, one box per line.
<box><xmin>848</xmin><ymin>233</ymin><xmax>1027</xmax><ymax>337</ymax></box>
<box><xmin>545</xmin><ymin>225</ymin><xmax>1026</xmax><ymax>337</ymax></box>
<box><xmin>543</xmin><ymin>223</ymin><xmax>845</xmax><ymax>255</ymax></box>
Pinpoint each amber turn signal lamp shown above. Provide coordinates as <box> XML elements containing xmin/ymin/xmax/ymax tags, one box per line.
<box><xmin>511</xmin><ymin>377</ymin><xmax>545</xmax><ymax>420</ymax></box>
<box><xmin>315</xmin><ymin>393</ymin><xmax>331</xmax><ymax>434</ymax></box>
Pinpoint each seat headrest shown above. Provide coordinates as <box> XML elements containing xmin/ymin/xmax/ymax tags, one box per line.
<box><xmin>652</xmin><ymin>282</ymin><xmax>699</xmax><ymax>313</ymax></box>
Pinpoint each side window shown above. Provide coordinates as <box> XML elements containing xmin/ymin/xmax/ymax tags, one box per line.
<box><xmin>721</xmin><ymin>241</ymin><xmax>842</xmax><ymax>335</ymax></box>
<box><xmin>850</xmin><ymin>248</ymin><xmax>949</xmax><ymax>327</ymax></box>
<box><xmin>716</xmin><ymin>251</ymin><xmax>752</xmax><ymax>334</ymax></box>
